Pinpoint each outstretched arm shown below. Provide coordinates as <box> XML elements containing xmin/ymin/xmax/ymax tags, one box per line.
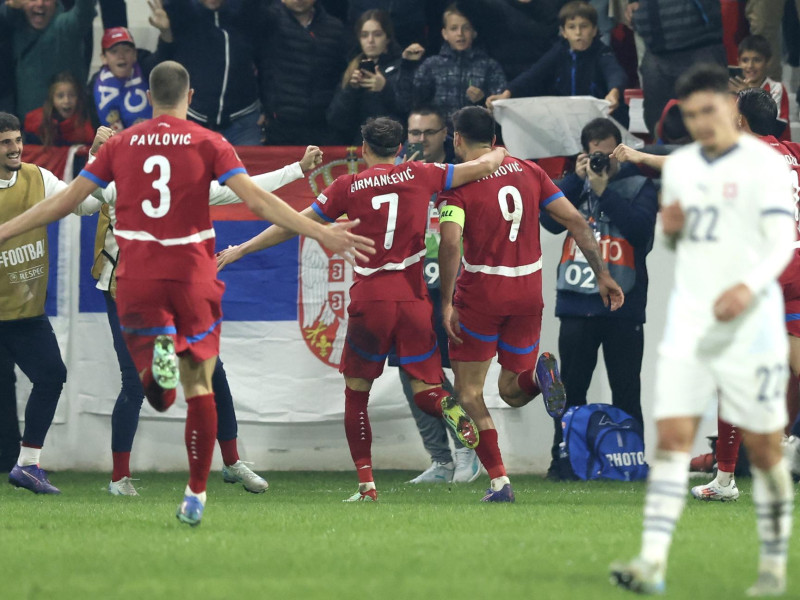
<box><xmin>0</xmin><ymin>176</ymin><xmax>99</xmax><ymax>244</ymax></box>
<box><xmin>449</xmin><ymin>147</ymin><xmax>508</xmax><ymax>188</ymax></box>
<box><xmin>545</xmin><ymin>195</ymin><xmax>624</xmax><ymax>310</ymax></box>
<box><xmin>216</xmin><ymin>206</ymin><xmax>321</xmax><ymax>270</ymax></box>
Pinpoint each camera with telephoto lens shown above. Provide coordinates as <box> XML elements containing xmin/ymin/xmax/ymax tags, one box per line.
<box><xmin>588</xmin><ymin>152</ymin><xmax>610</xmax><ymax>174</ymax></box>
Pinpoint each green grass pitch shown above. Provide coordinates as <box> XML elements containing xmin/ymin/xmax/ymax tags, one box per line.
<box><xmin>1</xmin><ymin>471</ymin><xmax>797</xmax><ymax>599</ymax></box>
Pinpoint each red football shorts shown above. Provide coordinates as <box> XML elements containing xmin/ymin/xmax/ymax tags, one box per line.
<box><xmin>342</xmin><ymin>298</ymin><xmax>443</xmax><ymax>383</ymax></box>
<box><xmin>449</xmin><ymin>302</ymin><xmax>542</xmax><ymax>374</ymax></box>
<box><xmin>116</xmin><ymin>278</ymin><xmax>225</xmax><ymax>372</ymax></box>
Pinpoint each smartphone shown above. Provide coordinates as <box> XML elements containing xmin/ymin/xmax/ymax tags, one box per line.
<box><xmin>728</xmin><ymin>66</ymin><xmax>744</xmax><ymax>79</ymax></box>
<box><xmin>407</xmin><ymin>142</ymin><xmax>424</xmax><ymax>160</ymax></box>
<box><xmin>359</xmin><ymin>59</ymin><xmax>376</xmax><ymax>73</ymax></box>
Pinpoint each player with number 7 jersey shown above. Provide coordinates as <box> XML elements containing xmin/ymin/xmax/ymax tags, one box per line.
<box><xmin>437</xmin><ymin>107</ymin><xmax>625</xmax><ymax>502</ymax></box>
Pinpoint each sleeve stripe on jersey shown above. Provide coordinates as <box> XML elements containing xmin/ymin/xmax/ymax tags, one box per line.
<box><xmin>218</xmin><ymin>166</ymin><xmax>247</xmax><ymax>185</ymax></box>
<box><xmin>444</xmin><ymin>163</ymin><xmax>455</xmax><ymax>191</ymax></box>
<box><xmin>541</xmin><ymin>191</ymin><xmax>564</xmax><ymax>207</ymax></box>
<box><xmin>80</xmin><ymin>170</ymin><xmax>109</xmax><ymax>188</ymax></box>
<box><xmin>397</xmin><ymin>341</ymin><xmax>439</xmax><ymax>365</ymax></box>
<box><xmin>311</xmin><ymin>202</ymin><xmax>336</xmax><ymax>223</ymax></box>
<box><xmin>761</xmin><ymin>208</ymin><xmax>795</xmax><ymax>218</ymax></box>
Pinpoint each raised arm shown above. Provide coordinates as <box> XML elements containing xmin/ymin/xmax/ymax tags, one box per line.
<box><xmin>545</xmin><ymin>195</ymin><xmax>624</xmax><ymax>310</ymax></box>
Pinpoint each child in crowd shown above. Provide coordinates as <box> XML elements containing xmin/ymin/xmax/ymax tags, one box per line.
<box><xmin>395</xmin><ymin>3</ymin><xmax>506</xmax><ymax>121</ymax></box>
<box><xmin>729</xmin><ymin>34</ymin><xmax>791</xmax><ymax>140</ymax></box>
<box><xmin>487</xmin><ymin>0</ymin><xmax>629</xmax><ymax>127</ymax></box>
<box><xmin>24</xmin><ymin>72</ymin><xmax>94</xmax><ymax>146</ymax></box>
<box><xmin>91</xmin><ymin>27</ymin><xmax>173</xmax><ymax>132</ymax></box>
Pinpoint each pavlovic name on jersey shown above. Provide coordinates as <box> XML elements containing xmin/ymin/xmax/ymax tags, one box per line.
<box><xmin>349</xmin><ymin>166</ymin><xmax>415</xmax><ymax>192</ymax></box>
<box><xmin>129</xmin><ymin>133</ymin><xmax>192</xmax><ymax>146</ymax></box>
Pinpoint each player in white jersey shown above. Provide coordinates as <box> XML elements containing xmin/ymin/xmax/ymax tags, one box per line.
<box><xmin>610</xmin><ymin>64</ymin><xmax>796</xmax><ymax>597</ymax></box>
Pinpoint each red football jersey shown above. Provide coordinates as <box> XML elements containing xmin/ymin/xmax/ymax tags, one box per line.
<box><xmin>438</xmin><ymin>156</ymin><xmax>564</xmax><ymax>315</ymax></box>
<box><xmin>81</xmin><ymin>115</ymin><xmax>246</xmax><ymax>281</ymax></box>
<box><xmin>761</xmin><ymin>136</ymin><xmax>800</xmax><ymax>288</ymax></box>
<box><xmin>314</xmin><ymin>161</ymin><xmax>454</xmax><ymax>301</ymax></box>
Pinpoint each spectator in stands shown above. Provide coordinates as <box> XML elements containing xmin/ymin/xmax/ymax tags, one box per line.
<box><xmin>486</xmin><ymin>1</ymin><xmax>629</xmax><ymax>127</ymax></box>
<box><xmin>259</xmin><ymin>0</ymin><xmax>348</xmax><ymax>145</ymax></box>
<box><xmin>745</xmin><ymin>0</ymin><xmax>800</xmax><ymax>81</ymax></box>
<box><xmin>729</xmin><ymin>35</ymin><xmax>791</xmax><ymax>140</ymax></box>
<box><xmin>346</xmin><ymin>0</ymin><xmax>427</xmax><ymax>48</ymax></box>
<box><xmin>327</xmin><ymin>10</ymin><xmax>402</xmax><ymax>144</ymax></box>
<box><xmin>0</xmin><ymin>11</ymin><xmax>14</xmax><ymax>114</ymax></box>
<box><xmin>540</xmin><ymin>118</ymin><xmax>658</xmax><ymax>480</ymax></box>
<box><xmin>454</xmin><ymin>0</ymin><xmax>561</xmax><ymax>81</ymax></box>
<box><xmin>399</xmin><ymin>105</ymin><xmax>455</xmax><ymax>163</ymax></box>
<box><xmin>161</xmin><ymin>0</ymin><xmax>261</xmax><ymax>145</ymax></box>
<box><xmin>90</xmin><ymin>23</ymin><xmax>173</xmax><ymax>132</ymax></box>
<box><xmin>1</xmin><ymin>0</ymin><xmax>96</xmax><ymax>121</ymax></box>
<box><xmin>23</xmin><ymin>71</ymin><xmax>94</xmax><ymax>146</ymax></box>
<box><xmin>395</xmin><ymin>3</ymin><xmax>507</xmax><ymax>121</ymax></box>
<box><xmin>627</xmin><ymin>0</ymin><xmax>725</xmax><ymax>135</ymax></box>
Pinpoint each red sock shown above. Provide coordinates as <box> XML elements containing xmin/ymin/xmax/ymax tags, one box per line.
<box><xmin>516</xmin><ymin>369</ymin><xmax>540</xmax><ymax>397</ymax></box>
<box><xmin>344</xmin><ymin>387</ymin><xmax>373</xmax><ymax>483</ymax></box>
<box><xmin>141</xmin><ymin>367</ymin><xmax>176</xmax><ymax>412</ymax></box>
<box><xmin>413</xmin><ymin>388</ymin><xmax>448</xmax><ymax>417</ymax></box>
<box><xmin>219</xmin><ymin>438</ymin><xmax>240</xmax><ymax>466</ymax></box>
<box><xmin>112</xmin><ymin>451</ymin><xmax>131</xmax><ymax>481</ymax></box>
<box><xmin>716</xmin><ymin>418</ymin><xmax>741</xmax><ymax>473</ymax></box>
<box><xmin>474</xmin><ymin>428</ymin><xmax>506</xmax><ymax>479</ymax></box>
<box><xmin>185</xmin><ymin>393</ymin><xmax>217</xmax><ymax>494</ymax></box>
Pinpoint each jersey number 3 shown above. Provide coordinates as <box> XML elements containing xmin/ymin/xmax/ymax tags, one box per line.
<box><xmin>142</xmin><ymin>155</ymin><xmax>172</xmax><ymax>218</ymax></box>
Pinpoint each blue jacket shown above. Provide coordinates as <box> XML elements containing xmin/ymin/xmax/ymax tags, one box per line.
<box><xmin>540</xmin><ymin>163</ymin><xmax>658</xmax><ymax>323</ymax></box>
<box><xmin>508</xmin><ymin>38</ymin><xmax>627</xmax><ymax>101</ymax></box>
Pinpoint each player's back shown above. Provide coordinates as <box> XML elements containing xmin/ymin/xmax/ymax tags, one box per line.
<box><xmin>315</xmin><ymin>160</ymin><xmax>453</xmax><ymax>301</ymax></box>
<box><xmin>439</xmin><ymin>155</ymin><xmax>564</xmax><ymax>315</ymax></box>
<box><xmin>84</xmin><ymin>115</ymin><xmax>245</xmax><ymax>282</ymax></box>
<box><xmin>664</xmin><ymin>135</ymin><xmax>794</xmax><ymax>314</ymax></box>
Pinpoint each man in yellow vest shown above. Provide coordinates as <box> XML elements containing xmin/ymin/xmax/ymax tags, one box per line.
<box><xmin>0</xmin><ymin>112</ymin><xmax>99</xmax><ymax>493</ymax></box>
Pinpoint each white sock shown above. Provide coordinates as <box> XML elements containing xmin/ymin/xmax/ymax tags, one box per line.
<box><xmin>491</xmin><ymin>475</ymin><xmax>510</xmax><ymax>491</ymax></box>
<box><xmin>752</xmin><ymin>460</ymin><xmax>793</xmax><ymax>577</ymax></box>
<box><xmin>715</xmin><ymin>469</ymin><xmax>734</xmax><ymax>486</ymax></box>
<box><xmin>359</xmin><ymin>481</ymin><xmax>376</xmax><ymax>492</ymax></box>
<box><xmin>17</xmin><ymin>446</ymin><xmax>41</xmax><ymax>467</ymax></box>
<box><xmin>184</xmin><ymin>485</ymin><xmax>207</xmax><ymax>505</ymax></box>
<box><xmin>640</xmin><ymin>450</ymin><xmax>691</xmax><ymax>569</ymax></box>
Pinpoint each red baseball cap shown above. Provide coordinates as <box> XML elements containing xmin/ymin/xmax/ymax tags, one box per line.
<box><xmin>102</xmin><ymin>27</ymin><xmax>136</xmax><ymax>51</ymax></box>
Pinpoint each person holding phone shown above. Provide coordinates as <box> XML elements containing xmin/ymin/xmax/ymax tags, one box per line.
<box><xmin>327</xmin><ymin>9</ymin><xmax>403</xmax><ymax>144</ymax></box>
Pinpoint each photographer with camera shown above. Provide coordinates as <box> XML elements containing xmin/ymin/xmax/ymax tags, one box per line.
<box><xmin>540</xmin><ymin>118</ymin><xmax>658</xmax><ymax>480</ymax></box>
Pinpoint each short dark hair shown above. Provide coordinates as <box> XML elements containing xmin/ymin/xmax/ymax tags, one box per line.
<box><xmin>675</xmin><ymin>63</ymin><xmax>729</xmax><ymax>99</ymax></box>
<box><xmin>149</xmin><ymin>61</ymin><xmax>190</xmax><ymax>108</ymax></box>
<box><xmin>452</xmin><ymin>106</ymin><xmax>495</xmax><ymax>145</ymax></box>
<box><xmin>559</xmin><ymin>1</ymin><xmax>598</xmax><ymax>27</ymax></box>
<box><xmin>408</xmin><ymin>105</ymin><xmax>446</xmax><ymax>127</ymax></box>
<box><xmin>0</xmin><ymin>112</ymin><xmax>21</xmax><ymax>134</ymax></box>
<box><xmin>737</xmin><ymin>87</ymin><xmax>778</xmax><ymax>136</ymax></box>
<box><xmin>738</xmin><ymin>34</ymin><xmax>772</xmax><ymax>61</ymax></box>
<box><xmin>580</xmin><ymin>118</ymin><xmax>621</xmax><ymax>152</ymax></box>
<box><xmin>361</xmin><ymin>116</ymin><xmax>404</xmax><ymax>156</ymax></box>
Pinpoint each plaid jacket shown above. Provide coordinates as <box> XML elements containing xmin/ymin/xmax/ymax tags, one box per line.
<box><xmin>396</xmin><ymin>44</ymin><xmax>507</xmax><ymax>119</ymax></box>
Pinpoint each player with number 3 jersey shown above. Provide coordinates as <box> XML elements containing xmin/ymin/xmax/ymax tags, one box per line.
<box><xmin>437</xmin><ymin>107</ymin><xmax>624</xmax><ymax>502</ymax></box>
<box><xmin>0</xmin><ymin>61</ymin><xmax>374</xmax><ymax>526</ymax></box>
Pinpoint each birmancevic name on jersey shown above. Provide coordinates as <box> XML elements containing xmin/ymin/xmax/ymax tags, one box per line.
<box><xmin>128</xmin><ymin>133</ymin><xmax>193</xmax><ymax>146</ymax></box>
<box><xmin>479</xmin><ymin>161</ymin><xmax>524</xmax><ymax>181</ymax></box>
<box><xmin>349</xmin><ymin>166</ymin><xmax>416</xmax><ymax>192</ymax></box>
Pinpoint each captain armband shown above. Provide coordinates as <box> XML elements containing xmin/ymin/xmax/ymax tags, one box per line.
<box><xmin>439</xmin><ymin>204</ymin><xmax>465</xmax><ymax>228</ymax></box>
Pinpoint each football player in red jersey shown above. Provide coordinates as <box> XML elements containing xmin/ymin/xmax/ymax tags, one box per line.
<box><xmin>0</xmin><ymin>61</ymin><xmax>374</xmax><ymax>526</ymax></box>
<box><xmin>438</xmin><ymin>107</ymin><xmax>624</xmax><ymax>502</ymax></box>
<box><xmin>217</xmin><ymin>116</ymin><xmax>508</xmax><ymax>501</ymax></box>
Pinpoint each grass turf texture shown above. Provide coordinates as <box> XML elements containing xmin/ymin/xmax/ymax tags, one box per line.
<box><xmin>1</xmin><ymin>471</ymin><xmax>797</xmax><ymax>599</ymax></box>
